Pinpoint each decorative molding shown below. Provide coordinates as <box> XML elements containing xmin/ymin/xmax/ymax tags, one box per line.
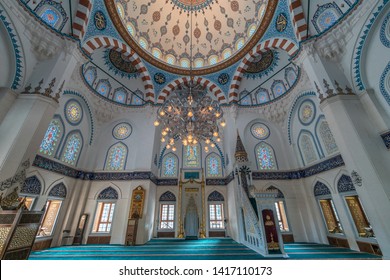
<box><xmin>351</xmin><ymin>170</ymin><xmax>362</xmax><ymax>187</ymax></box>
<box><xmin>313</xmin><ymin>181</ymin><xmax>331</xmax><ymax>197</ymax></box>
<box><xmin>252</xmin><ymin>154</ymin><xmax>344</xmax><ymax>180</ymax></box>
<box><xmin>48</xmin><ymin>182</ymin><xmax>67</xmax><ymax>198</ymax></box>
<box><xmin>337</xmin><ymin>174</ymin><xmax>356</xmax><ymax>193</ymax></box>
<box><xmin>380</xmin><ymin>12</ymin><xmax>390</xmax><ymax>48</ymax></box>
<box><xmin>0</xmin><ymin>160</ymin><xmax>30</xmax><ymax>191</ymax></box>
<box><xmin>21</xmin><ymin>78</ymin><xmax>63</xmax><ymax>103</ymax></box>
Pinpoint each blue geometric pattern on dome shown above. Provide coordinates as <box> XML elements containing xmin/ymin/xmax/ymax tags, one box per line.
<box><xmin>314</xmin><ymin>181</ymin><xmax>331</xmax><ymax>197</ymax></box>
<box><xmin>266</xmin><ymin>186</ymin><xmax>285</xmax><ymax>198</ymax></box>
<box><xmin>48</xmin><ymin>182</ymin><xmax>67</xmax><ymax>198</ymax></box>
<box><xmin>256</xmin><ymin>88</ymin><xmax>270</xmax><ymax>104</ymax></box>
<box><xmin>40</xmin><ymin>8</ymin><xmax>60</xmax><ymax>27</ymax></box>
<box><xmin>239</xmin><ymin>90</ymin><xmax>252</xmax><ymax>105</ymax></box>
<box><xmin>380</xmin><ymin>62</ymin><xmax>390</xmax><ymax>107</ymax></box>
<box><xmin>98</xmin><ymin>187</ymin><xmax>119</xmax><ymax>200</ymax></box>
<box><xmin>312</xmin><ymin>3</ymin><xmax>343</xmax><ymax>33</ymax></box>
<box><xmin>337</xmin><ymin>175</ymin><xmax>356</xmax><ymax>193</ymax></box>
<box><xmin>0</xmin><ymin>9</ymin><xmax>24</xmax><ymax>90</ymax></box>
<box><xmin>285</xmin><ymin>66</ymin><xmax>297</xmax><ymax>87</ymax></box>
<box><xmin>96</xmin><ymin>79</ymin><xmax>111</xmax><ymax>97</ymax></box>
<box><xmin>380</xmin><ymin>12</ymin><xmax>390</xmax><ymax>48</ymax></box>
<box><xmin>84</xmin><ymin>66</ymin><xmax>97</xmax><ymax>86</ymax></box>
<box><xmin>113</xmin><ymin>88</ymin><xmax>127</xmax><ymax>104</ymax></box>
<box><xmin>208</xmin><ymin>191</ymin><xmax>224</xmax><ymax>201</ymax></box>
<box><xmin>244</xmin><ymin>51</ymin><xmax>279</xmax><ymax>80</ymax></box>
<box><xmin>159</xmin><ymin>191</ymin><xmax>176</xmax><ymax>201</ymax></box>
<box><xmin>21</xmin><ymin>176</ymin><xmax>42</xmax><ymax>195</ymax></box>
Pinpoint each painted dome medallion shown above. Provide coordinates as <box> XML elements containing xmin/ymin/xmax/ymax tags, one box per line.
<box><xmin>107</xmin><ymin>0</ymin><xmax>277</xmax><ymax>75</ymax></box>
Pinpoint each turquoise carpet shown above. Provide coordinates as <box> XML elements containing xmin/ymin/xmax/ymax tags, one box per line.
<box><xmin>28</xmin><ymin>239</ymin><xmax>381</xmax><ymax>260</ymax></box>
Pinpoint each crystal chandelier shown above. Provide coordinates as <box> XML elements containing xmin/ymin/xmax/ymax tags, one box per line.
<box><xmin>153</xmin><ymin>0</ymin><xmax>226</xmax><ymax>153</ymax></box>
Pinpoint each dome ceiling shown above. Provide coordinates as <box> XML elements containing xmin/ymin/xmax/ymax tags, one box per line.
<box><xmin>106</xmin><ymin>0</ymin><xmax>277</xmax><ymax>75</ymax></box>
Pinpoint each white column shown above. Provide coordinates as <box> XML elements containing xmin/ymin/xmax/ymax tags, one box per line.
<box><xmin>0</xmin><ymin>88</ymin><xmax>18</xmax><ymax>123</ymax></box>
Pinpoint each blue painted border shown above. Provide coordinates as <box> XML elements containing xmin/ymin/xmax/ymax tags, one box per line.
<box><xmin>254</xmin><ymin>141</ymin><xmax>279</xmax><ymax>171</ymax></box>
<box><xmin>0</xmin><ymin>8</ymin><xmax>24</xmax><ymax>90</ymax></box>
<box><xmin>250</xmin><ymin>122</ymin><xmax>271</xmax><ymax>140</ymax></box>
<box><xmin>380</xmin><ymin>12</ymin><xmax>390</xmax><ymax>47</ymax></box>
<box><xmin>112</xmin><ymin>122</ymin><xmax>132</xmax><ymax>140</ymax></box>
<box><xmin>298</xmin><ymin>99</ymin><xmax>317</xmax><ymax>126</ymax></box>
<box><xmin>64</xmin><ymin>99</ymin><xmax>83</xmax><ymax>126</ymax></box>
<box><xmin>34</xmin><ymin>0</ymin><xmax>68</xmax><ymax>32</ymax></box>
<box><xmin>311</xmin><ymin>2</ymin><xmax>343</xmax><ymax>34</ymax></box>
<box><xmin>52</xmin><ymin>114</ymin><xmax>66</xmax><ymax>159</ymax></box>
<box><xmin>103</xmin><ymin>141</ymin><xmax>129</xmax><ymax>171</ymax></box>
<box><xmin>379</xmin><ymin>62</ymin><xmax>390</xmax><ymax>106</ymax></box>
<box><xmin>63</xmin><ymin>90</ymin><xmax>95</xmax><ymax>145</ymax></box>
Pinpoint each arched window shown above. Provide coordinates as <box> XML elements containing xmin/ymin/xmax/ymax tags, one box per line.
<box><xmin>20</xmin><ymin>176</ymin><xmax>42</xmax><ymax>210</ymax></box>
<box><xmin>183</xmin><ymin>143</ymin><xmax>201</xmax><ymax>168</ymax></box>
<box><xmin>159</xmin><ymin>191</ymin><xmax>176</xmax><ymax>231</ymax></box>
<box><xmin>314</xmin><ymin>181</ymin><xmax>343</xmax><ymax>234</ymax></box>
<box><xmin>161</xmin><ymin>153</ymin><xmax>178</xmax><ymax>178</ymax></box>
<box><xmin>35</xmin><ymin>1</ymin><xmax>68</xmax><ymax>31</ymax></box>
<box><xmin>255</xmin><ymin>142</ymin><xmax>277</xmax><ymax>170</ymax></box>
<box><xmin>240</xmin><ymin>90</ymin><xmax>252</xmax><ymax>105</ymax></box>
<box><xmin>316</xmin><ymin>118</ymin><xmax>338</xmax><ymax>156</ymax></box>
<box><xmin>267</xmin><ymin>186</ymin><xmax>289</xmax><ymax>232</ymax></box>
<box><xmin>39</xmin><ymin>117</ymin><xmax>64</xmax><ymax>157</ymax></box>
<box><xmin>337</xmin><ymin>175</ymin><xmax>374</xmax><ymax>238</ymax></box>
<box><xmin>113</xmin><ymin>88</ymin><xmax>128</xmax><ymax>104</ymax></box>
<box><xmin>96</xmin><ymin>79</ymin><xmax>111</xmax><ymax>97</ymax></box>
<box><xmin>205</xmin><ymin>153</ymin><xmax>222</xmax><ymax>177</ymax></box>
<box><xmin>38</xmin><ymin>182</ymin><xmax>68</xmax><ymax>237</ymax></box>
<box><xmin>271</xmin><ymin>80</ymin><xmax>286</xmax><ymax>98</ymax></box>
<box><xmin>285</xmin><ymin>67</ymin><xmax>297</xmax><ymax>87</ymax></box>
<box><xmin>132</xmin><ymin>90</ymin><xmax>144</xmax><ymax>105</ymax></box>
<box><xmin>92</xmin><ymin>187</ymin><xmax>118</xmax><ymax>233</ymax></box>
<box><xmin>61</xmin><ymin>131</ymin><xmax>83</xmax><ymax>166</ymax></box>
<box><xmin>256</xmin><ymin>88</ymin><xmax>270</xmax><ymax>104</ymax></box>
<box><xmin>84</xmin><ymin>66</ymin><xmax>97</xmax><ymax>86</ymax></box>
<box><xmin>298</xmin><ymin>131</ymin><xmax>319</xmax><ymax>165</ymax></box>
<box><xmin>104</xmin><ymin>142</ymin><xmax>128</xmax><ymax>171</ymax></box>
<box><xmin>208</xmin><ymin>191</ymin><xmax>225</xmax><ymax>231</ymax></box>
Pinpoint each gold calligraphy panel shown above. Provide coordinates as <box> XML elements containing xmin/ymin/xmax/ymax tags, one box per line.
<box><xmin>130</xmin><ymin>186</ymin><xmax>145</xmax><ymax>219</ymax></box>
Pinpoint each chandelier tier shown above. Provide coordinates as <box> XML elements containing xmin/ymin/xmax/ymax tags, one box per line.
<box><xmin>154</xmin><ymin>82</ymin><xmax>226</xmax><ymax>152</ymax></box>
<box><xmin>153</xmin><ymin>0</ymin><xmax>226</xmax><ymax>153</ymax></box>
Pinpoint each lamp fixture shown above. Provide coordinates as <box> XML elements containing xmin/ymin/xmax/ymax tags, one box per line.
<box><xmin>153</xmin><ymin>0</ymin><xmax>226</xmax><ymax>153</ymax></box>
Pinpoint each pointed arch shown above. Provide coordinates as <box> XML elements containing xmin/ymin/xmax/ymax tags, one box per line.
<box><xmin>239</xmin><ymin>89</ymin><xmax>252</xmax><ymax>105</ymax></box>
<box><xmin>39</xmin><ymin>115</ymin><xmax>65</xmax><ymax>158</ymax></box>
<box><xmin>256</xmin><ymin>88</ymin><xmax>270</xmax><ymax>104</ymax></box>
<box><xmin>254</xmin><ymin>142</ymin><xmax>277</xmax><ymax>170</ymax></box>
<box><xmin>60</xmin><ymin>130</ymin><xmax>84</xmax><ymax>166</ymax></box>
<box><xmin>83</xmin><ymin>65</ymin><xmax>97</xmax><ymax>86</ymax></box>
<box><xmin>104</xmin><ymin>142</ymin><xmax>128</xmax><ymax>171</ymax></box>
<box><xmin>158</xmin><ymin>77</ymin><xmax>226</xmax><ymax>104</ymax></box>
<box><xmin>266</xmin><ymin>186</ymin><xmax>285</xmax><ymax>198</ymax></box>
<box><xmin>205</xmin><ymin>152</ymin><xmax>223</xmax><ymax>177</ymax></box>
<box><xmin>271</xmin><ymin>80</ymin><xmax>287</xmax><ymax>98</ymax></box>
<box><xmin>21</xmin><ymin>176</ymin><xmax>42</xmax><ymax>195</ymax></box>
<box><xmin>313</xmin><ymin>181</ymin><xmax>332</xmax><ymax>197</ymax></box>
<box><xmin>159</xmin><ymin>191</ymin><xmax>176</xmax><ymax>201</ymax></box>
<box><xmin>208</xmin><ymin>190</ymin><xmax>224</xmax><ymax>201</ymax></box>
<box><xmin>48</xmin><ymin>182</ymin><xmax>67</xmax><ymax>198</ymax></box>
<box><xmin>298</xmin><ymin>130</ymin><xmax>320</xmax><ymax>166</ymax></box>
<box><xmin>82</xmin><ymin>36</ymin><xmax>154</xmax><ymax>101</ymax></box>
<box><xmin>337</xmin><ymin>174</ymin><xmax>356</xmax><ymax>193</ymax></box>
<box><xmin>230</xmin><ymin>38</ymin><xmax>299</xmax><ymax>101</ymax></box>
<box><xmin>95</xmin><ymin>79</ymin><xmax>111</xmax><ymax>97</ymax></box>
<box><xmin>315</xmin><ymin>116</ymin><xmax>338</xmax><ymax>156</ymax></box>
<box><xmin>113</xmin><ymin>87</ymin><xmax>128</xmax><ymax>104</ymax></box>
<box><xmin>97</xmin><ymin>186</ymin><xmax>119</xmax><ymax>200</ymax></box>
<box><xmin>161</xmin><ymin>152</ymin><xmax>179</xmax><ymax>178</ymax></box>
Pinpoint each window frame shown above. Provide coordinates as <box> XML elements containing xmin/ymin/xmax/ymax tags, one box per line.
<box><xmin>158</xmin><ymin>202</ymin><xmax>176</xmax><ymax>231</ymax></box>
<box><xmin>208</xmin><ymin>202</ymin><xmax>225</xmax><ymax>230</ymax></box>
<box><xmin>316</xmin><ymin>196</ymin><xmax>344</xmax><ymax>235</ymax></box>
<box><xmin>37</xmin><ymin>198</ymin><xmax>63</xmax><ymax>237</ymax></box>
<box><xmin>274</xmin><ymin>200</ymin><xmax>290</xmax><ymax>232</ymax></box>
<box><xmin>91</xmin><ymin>201</ymin><xmax>116</xmax><ymax>234</ymax></box>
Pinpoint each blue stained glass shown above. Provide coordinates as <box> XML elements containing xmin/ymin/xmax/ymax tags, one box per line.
<box><xmin>318</xmin><ymin>10</ymin><xmax>338</xmax><ymax>31</ymax></box>
<box><xmin>97</xmin><ymin>82</ymin><xmax>110</xmax><ymax>96</ymax></box>
<box><xmin>62</xmin><ymin>134</ymin><xmax>81</xmax><ymax>165</ymax></box>
<box><xmin>164</xmin><ymin>156</ymin><xmax>177</xmax><ymax>176</ymax></box>
<box><xmin>272</xmin><ymin>81</ymin><xmax>286</xmax><ymax>97</ymax></box>
<box><xmin>40</xmin><ymin>8</ymin><xmax>60</xmax><ymax>27</ymax></box>
<box><xmin>287</xmin><ymin>70</ymin><xmax>297</xmax><ymax>86</ymax></box>
<box><xmin>257</xmin><ymin>91</ymin><xmax>269</xmax><ymax>103</ymax></box>
<box><xmin>114</xmin><ymin>91</ymin><xmax>126</xmax><ymax>103</ymax></box>
<box><xmin>108</xmin><ymin>145</ymin><xmax>126</xmax><ymax>170</ymax></box>
<box><xmin>256</xmin><ymin>143</ymin><xmax>276</xmax><ymax>170</ymax></box>
<box><xmin>85</xmin><ymin>69</ymin><xmax>96</xmax><ymax>85</ymax></box>
<box><xmin>132</xmin><ymin>95</ymin><xmax>142</xmax><ymax>105</ymax></box>
<box><xmin>208</xmin><ymin>157</ymin><xmax>219</xmax><ymax>175</ymax></box>
<box><xmin>40</xmin><ymin>119</ymin><xmax>61</xmax><ymax>156</ymax></box>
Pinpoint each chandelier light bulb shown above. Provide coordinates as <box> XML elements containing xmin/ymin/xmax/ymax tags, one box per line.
<box><xmin>213</xmin><ymin>131</ymin><xmax>219</xmax><ymax>137</ymax></box>
<box><xmin>162</xmin><ymin>130</ymin><xmax>168</xmax><ymax>136</ymax></box>
<box><xmin>159</xmin><ymin>111</ymin><xmax>165</xmax><ymax>116</ymax></box>
<box><xmin>215</xmin><ymin>112</ymin><xmax>221</xmax><ymax>118</ymax></box>
<box><xmin>170</xmin><ymin>138</ymin><xmax>175</xmax><ymax>145</ymax></box>
<box><xmin>193</xmin><ymin>139</ymin><xmax>198</xmax><ymax>144</ymax></box>
<box><xmin>205</xmin><ymin>139</ymin><xmax>210</xmax><ymax>144</ymax></box>
<box><xmin>217</xmin><ymin>137</ymin><xmax>221</xmax><ymax>142</ymax></box>
<box><xmin>211</xmin><ymin>143</ymin><xmax>215</xmax><ymax>148</ymax></box>
<box><xmin>188</xmin><ymin>134</ymin><xmax>193</xmax><ymax>140</ymax></box>
<box><xmin>188</xmin><ymin>138</ymin><xmax>193</xmax><ymax>143</ymax></box>
<box><xmin>204</xmin><ymin>146</ymin><xmax>209</xmax><ymax>153</ymax></box>
<box><xmin>167</xmin><ymin>106</ymin><xmax>172</xmax><ymax>112</ymax></box>
<box><xmin>172</xmin><ymin>146</ymin><xmax>177</xmax><ymax>152</ymax></box>
<box><xmin>161</xmin><ymin>137</ymin><xmax>166</xmax><ymax>143</ymax></box>
<box><xmin>208</xmin><ymin>106</ymin><xmax>213</xmax><ymax>111</ymax></box>
<box><xmin>183</xmin><ymin>139</ymin><xmax>188</xmax><ymax>146</ymax></box>
<box><xmin>154</xmin><ymin>120</ymin><xmax>160</xmax><ymax>126</ymax></box>
<box><xmin>220</xmin><ymin>120</ymin><xmax>226</xmax><ymax>127</ymax></box>
<box><xmin>165</xmin><ymin>127</ymin><xmax>170</xmax><ymax>132</ymax></box>
<box><xmin>166</xmin><ymin>144</ymin><xmax>171</xmax><ymax>149</ymax></box>
<box><xmin>188</xmin><ymin>110</ymin><xmax>194</xmax><ymax>117</ymax></box>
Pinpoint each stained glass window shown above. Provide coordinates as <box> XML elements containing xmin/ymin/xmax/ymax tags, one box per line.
<box><xmin>40</xmin><ymin>8</ymin><xmax>60</xmax><ymax>28</ymax></box>
<box><xmin>299</xmin><ymin>133</ymin><xmax>318</xmax><ymax>165</ymax></box>
<box><xmin>114</xmin><ymin>89</ymin><xmax>127</xmax><ymax>103</ymax></box>
<box><xmin>61</xmin><ymin>132</ymin><xmax>82</xmax><ymax>166</ymax></box>
<box><xmin>132</xmin><ymin>90</ymin><xmax>144</xmax><ymax>105</ymax></box>
<box><xmin>256</xmin><ymin>89</ymin><xmax>269</xmax><ymax>104</ymax></box>
<box><xmin>299</xmin><ymin>100</ymin><xmax>315</xmax><ymax>125</ymax></box>
<box><xmin>206</xmin><ymin>154</ymin><xmax>222</xmax><ymax>177</ymax></box>
<box><xmin>255</xmin><ymin>142</ymin><xmax>277</xmax><ymax>170</ymax></box>
<box><xmin>40</xmin><ymin>118</ymin><xmax>63</xmax><ymax>156</ymax></box>
<box><xmin>92</xmin><ymin>202</ymin><xmax>115</xmax><ymax>233</ymax></box>
<box><xmin>105</xmin><ymin>143</ymin><xmax>127</xmax><ymax>171</ymax></box>
<box><xmin>65</xmin><ymin>100</ymin><xmax>83</xmax><ymax>125</ymax></box>
<box><xmin>240</xmin><ymin>90</ymin><xmax>252</xmax><ymax>105</ymax></box>
<box><xmin>112</xmin><ymin>123</ymin><xmax>132</xmax><ymax>140</ymax></box>
<box><xmin>285</xmin><ymin>67</ymin><xmax>297</xmax><ymax>86</ymax></box>
<box><xmin>84</xmin><ymin>67</ymin><xmax>97</xmax><ymax>85</ymax></box>
<box><xmin>184</xmin><ymin>144</ymin><xmax>200</xmax><ymax>168</ymax></box>
<box><xmin>251</xmin><ymin>123</ymin><xmax>270</xmax><ymax>140</ymax></box>
<box><xmin>209</xmin><ymin>204</ymin><xmax>224</xmax><ymax>229</ymax></box>
<box><xmin>160</xmin><ymin>204</ymin><xmax>175</xmax><ymax>229</ymax></box>
<box><xmin>318</xmin><ymin>120</ymin><xmax>338</xmax><ymax>155</ymax></box>
<box><xmin>271</xmin><ymin>80</ymin><xmax>286</xmax><ymax>97</ymax></box>
<box><xmin>161</xmin><ymin>154</ymin><xmax>178</xmax><ymax>177</ymax></box>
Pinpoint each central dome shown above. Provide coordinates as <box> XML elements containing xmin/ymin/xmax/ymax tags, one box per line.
<box><xmin>107</xmin><ymin>0</ymin><xmax>277</xmax><ymax>75</ymax></box>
